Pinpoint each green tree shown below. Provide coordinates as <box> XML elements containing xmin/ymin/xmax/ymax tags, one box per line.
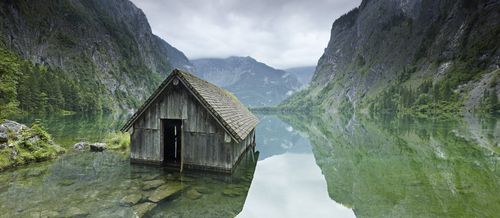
<box><xmin>489</xmin><ymin>87</ymin><xmax>499</xmax><ymax>112</ymax></box>
<box><xmin>433</xmin><ymin>83</ymin><xmax>440</xmax><ymax>102</ymax></box>
<box><xmin>441</xmin><ymin>80</ymin><xmax>452</xmax><ymax>101</ymax></box>
<box><xmin>0</xmin><ymin>45</ymin><xmax>20</xmax><ymax>118</ymax></box>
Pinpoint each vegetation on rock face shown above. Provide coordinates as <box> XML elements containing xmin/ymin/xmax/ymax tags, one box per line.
<box><xmin>272</xmin><ymin>0</ymin><xmax>500</xmax><ymax>114</ymax></box>
<box><xmin>0</xmin><ymin>0</ymin><xmax>175</xmax><ymax>114</ymax></box>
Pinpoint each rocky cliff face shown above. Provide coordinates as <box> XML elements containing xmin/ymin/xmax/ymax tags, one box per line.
<box><xmin>193</xmin><ymin>56</ymin><xmax>302</xmax><ymax>107</ymax></box>
<box><xmin>0</xmin><ymin>0</ymin><xmax>176</xmax><ymax>111</ymax></box>
<box><xmin>292</xmin><ymin>0</ymin><xmax>500</xmax><ymax>112</ymax></box>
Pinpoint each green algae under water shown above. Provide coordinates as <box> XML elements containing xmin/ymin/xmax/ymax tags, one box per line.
<box><xmin>1</xmin><ymin>112</ymin><xmax>500</xmax><ymax>217</ymax></box>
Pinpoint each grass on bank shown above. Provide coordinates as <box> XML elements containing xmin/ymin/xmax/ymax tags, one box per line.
<box><xmin>102</xmin><ymin>131</ymin><xmax>130</xmax><ymax>150</ymax></box>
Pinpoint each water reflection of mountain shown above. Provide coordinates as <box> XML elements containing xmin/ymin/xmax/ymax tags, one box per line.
<box><xmin>278</xmin><ymin>112</ymin><xmax>500</xmax><ymax>217</ymax></box>
<box><xmin>254</xmin><ymin>115</ymin><xmax>311</xmax><ymax>160</ymax></box>
<box><xmin>0</xmin><ymin>149</ymin><xmax>259</xmax><ymax>217</ymax></box>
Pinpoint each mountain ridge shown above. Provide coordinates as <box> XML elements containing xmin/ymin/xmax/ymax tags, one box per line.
<box><xmin>192</xmin><ymin>56</ymin><xmax>302</xmax><ymax>107</ymax></box>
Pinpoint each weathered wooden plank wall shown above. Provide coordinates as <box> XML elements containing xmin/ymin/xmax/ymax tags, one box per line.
<box><xmin>130</xmin><ymin>75</ymin><xmax>256</xmax><ymax>172</ymax></box>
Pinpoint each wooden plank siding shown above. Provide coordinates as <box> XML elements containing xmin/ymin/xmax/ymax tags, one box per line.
<box><xmin>129</xmin><ymin>77</ymin><xmax>256</xmax><ymax>172</ymax></box>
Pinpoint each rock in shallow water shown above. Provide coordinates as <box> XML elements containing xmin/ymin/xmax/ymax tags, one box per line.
<box><xmin>72</xmin><ymin>140</ymin><xmax>87</xmax><ymax>151</ymax></box>
<box><xmin>142</xmin><ymin>180</ymin><xmax>166</xmax><ymax>191</ymax></box>
<box><xmin>147</xmin><ymin>182</ymin><xmax>189</xmax><ymax>202</ymax></box>
<box><xmin>222</xmin><ymin>189</ymin><xmax>243</xmax><ymax>197</ymax></box>
<box><xmin>186</xmin><ymin>189</ymin><xmax>202</xmax><ymax>200</ymax></box>
<box><xmin>28</xmin><ymin>210</ymin><xmax>60</xmax><ymax>218</ymax></box>
<box><xmin>131</xmin><ymin>202</ymin><xmax>157</xmax><ymax>217</ymax></box>
<box><xmin>90</xmin><ymin>143</ymin><xmax>108</xmax><ymax>152</ymax></box>
<box><xmin>63</xmin><ymin>207</ymin><xmax>89</xmax><ymax>218</ymax></box>
<box><xmin>58</xmin><ymin>179</ymin><xmax>75</xmax><ymax>186</ymax></box>
<box><xmin>193</xmin><ymin>186</ymin><xmax>213</xmax><ymax>194</ymax></box>
<box><xmin>120</xmin><ymin>194</ymin><xmax>143</xmax><ymax>206</ymax></box>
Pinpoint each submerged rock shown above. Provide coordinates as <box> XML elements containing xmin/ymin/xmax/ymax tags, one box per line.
<box><xmin>63</xmin><ymin>207</ymin><xmax>89</xmax><ymax>218</ymax></box>
<box><xmin>28</xmin><ymin>210</ymin><xmax>60</xmax><ymax>218</ymax></box>
<box><xmin>90</xmin><ymin>143</ymin><xmax>108</xmax><ymax>152</ymax></box>
<box><xmin>186</xmin><ymin>189</ymin><xmax>202</xmax><ymax>200</ymax></box>
<box><xmin>58</xmin><ymin>179</ymin><xmax>75</xmax><ymax>186</ymax></box>
<box><xmin>120</xmin><ymin>194</ymin><xmax>142</xmax><ymax>206</ymax></box>
<box><xmin>131</xmin><ymin>202</ymin><xmax>156</xmax><ymax>217</ymax></box>
<box><xmin>147</xmin><ymin>182</ymin><xmax>189</xmax><ymax>202</ymax></box>
<box><xmin>193</xmin><ymin>186</ymin><xmax>213</xmax><ymax>194</ymax></box>
<box><xmin>179</xmin><ymin>176</ymin><xmax>196</xmax><ymax>182</ymax></box>
<box><xmin>222</xmin><ymin>189</ymin><xmax>243</xmax><ymax>197</ymax></box>
<box><xmin>142</xmin><ymin>174</ymin><xmax>159</xmax><ymax>181</ymax></box>
<box><xmin>142</xmin><ymin>180</ymin><xmax>166</xmax><ymax>191</ymax></box>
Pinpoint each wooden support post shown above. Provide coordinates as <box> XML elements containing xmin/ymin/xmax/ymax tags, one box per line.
<box><xmin>180</xmin><ymin>120</ymin><xmax>184</xmax><ymax>172</ymax></box>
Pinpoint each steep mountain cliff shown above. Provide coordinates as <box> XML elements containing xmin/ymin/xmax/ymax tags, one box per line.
<box><xmin>0</xmin><ymin>0</ymin><xmax>176</xmax><ymax>112</ymax></box>
<box><xmin>280</xmin><ymin>0</ymin><xmax>500</xmax><ymax>113</ymax></box>
<box><xmin>192</xmin><ymin>56</ymin><xmax>302</xmax><ymax>107</ymax></box>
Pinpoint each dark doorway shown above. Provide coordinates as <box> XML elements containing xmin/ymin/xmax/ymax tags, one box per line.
<box><xmin>163</xmin><ymin>119</ymin><xmax>182</xmax><ymax>165</ymax></box>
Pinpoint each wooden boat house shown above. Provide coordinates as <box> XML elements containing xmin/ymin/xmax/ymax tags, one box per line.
<box><xmin>120</xmin><ymin>69</ymin><xmax>260</xmax><ymax>173</ymax></box>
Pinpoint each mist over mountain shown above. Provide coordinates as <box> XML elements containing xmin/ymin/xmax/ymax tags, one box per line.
<box><xmin>284</xmin><ymin>66</ymin><xmax>316</xmax><ymax>87</ymax></box>
<box><xmin>157</xmin><ymin>36</ymin><xmax>197</xmax><ymax>75</ymax></box>
<box><xmin>192</xmin><ymin>56</ymin><xmax>302</xmax><ymax>107</ymax></box>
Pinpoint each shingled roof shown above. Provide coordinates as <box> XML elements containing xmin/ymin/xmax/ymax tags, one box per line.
<box><xmin>120</xmin><ymin>69</ymin><xmax>260</xmax><ymax>143</ymax></box>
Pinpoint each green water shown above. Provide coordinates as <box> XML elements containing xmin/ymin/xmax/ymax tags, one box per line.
<box><xmin>1</xmin><ymin>112</ymin><xmax>500</xmax><ymax>217</ymax></box>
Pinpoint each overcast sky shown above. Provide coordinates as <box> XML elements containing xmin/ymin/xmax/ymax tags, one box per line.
<box><xmin>129</xmin><ymin>0</ymin><xmax>361</xmax><ymax>69</ymax></box>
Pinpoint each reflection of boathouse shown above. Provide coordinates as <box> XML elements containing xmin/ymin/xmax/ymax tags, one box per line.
<box><xmin>121</xmin><ymin>69</ymin><xmax>260</xmax><ymax>172</ymax></box>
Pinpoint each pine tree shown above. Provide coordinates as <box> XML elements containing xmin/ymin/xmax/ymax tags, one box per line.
<box><xmin>442</xmin><ymin>80</ymin><xmax>452</xmax><ymax>101</ymax></box>
<box><xmin>0</xmin><ymin>45</ymin><xmax>20</xmax><ymax>118</ymax></box>
<box><xmin>433</xmin><ymin>83</ymin><xmax>440</xmax><ymax>102</ymax></box>
<box><xmin>490</xmin><ymin>87</ymin><xmax>499</xmax><ymax>111</ymax></box>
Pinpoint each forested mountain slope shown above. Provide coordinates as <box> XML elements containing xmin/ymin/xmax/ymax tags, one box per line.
<box><xmin>278</xmin><ymin>0</ymin><xmax>500</xmax><ymax>113</ymax></box>
<box><xmin>0</xmin><ymin>0</ymin><xmax>177</xmax><ymax>113</ymax></box>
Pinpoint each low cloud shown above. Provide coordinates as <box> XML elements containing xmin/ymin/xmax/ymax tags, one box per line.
<box><xmin>130</xmin><ymin>0</ymin><xmax>361</xmax><ymax>69</ymax></box>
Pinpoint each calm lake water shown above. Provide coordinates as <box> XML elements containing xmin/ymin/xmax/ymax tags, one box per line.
<box><xmin>1</xmin><ymin>112</ymin><xmax>500</xmax><ymax>217</ymax></box>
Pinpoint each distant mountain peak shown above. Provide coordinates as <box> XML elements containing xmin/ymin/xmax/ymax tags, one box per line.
<box><xmin>192</xmin><ymin>57</ymin><xmax>302</xmax><ymax>107</ymax></box>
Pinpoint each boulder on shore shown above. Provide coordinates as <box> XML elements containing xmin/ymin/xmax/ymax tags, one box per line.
<box><xmin>0</xmin><ymin>133</ymin><xmax>7</xmax><ymax>143</ymax></box>
<box><xmin>1</xmin><ymin>120</ymin><xmax>28</xmax><ymax>134</ymax></box>
<box><xmin>90</xmin><ymin>143</ymin><xmax>108</xmax><ymax>152</ymax></box>
<box><xmin>72</xmin><ymin>140</ymin><xmax>87</xmax><ymax>151</ymax></box>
